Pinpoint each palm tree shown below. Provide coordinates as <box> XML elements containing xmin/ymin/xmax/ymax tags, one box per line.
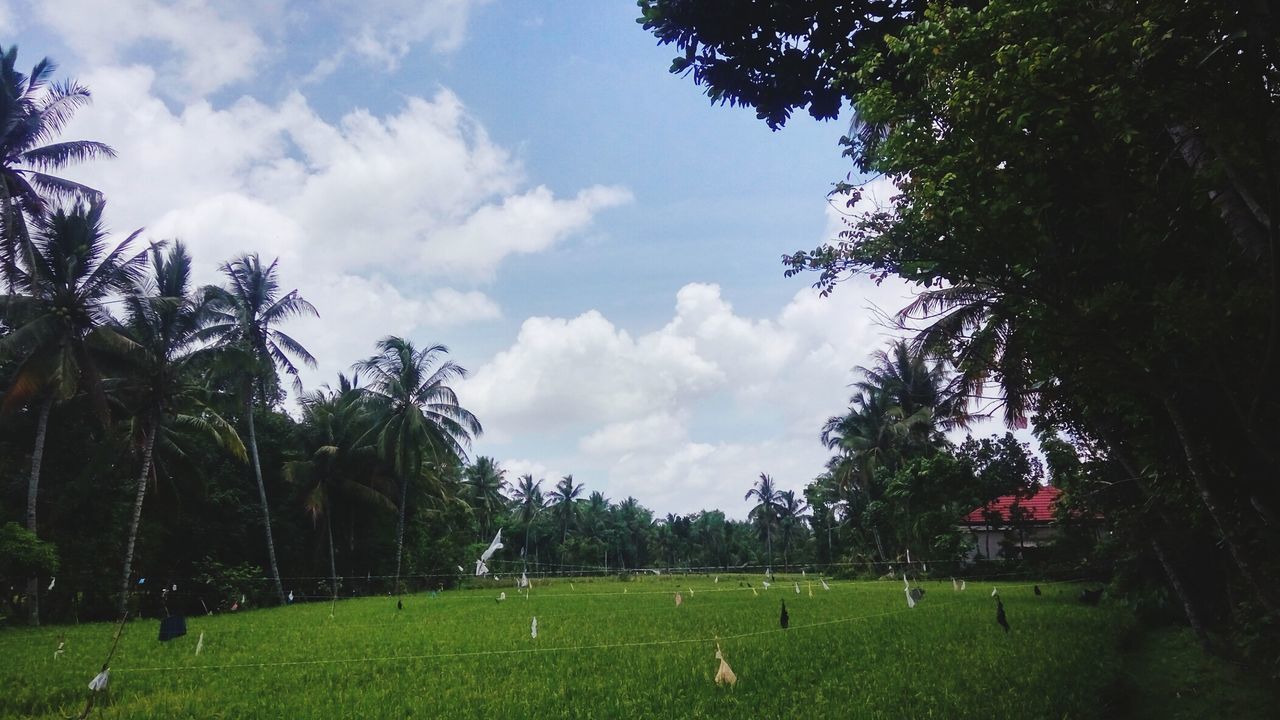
<box><xmin>354</xmin><ymin>336</ymin><xmax>481</xmax><ymax>595</ymax></box>
<box><xmin>285</xmin><ymin>374</ymin><xmax>394</xmax><ymax>601</ymax></box>
<box><xmin>854</xmin><ymin>339</ymin><xmax>970</xmax><ymax>429</ymax></box>
<box><xmin>203</xmin><ymin>253</ymin><xmax>317</xmax><ymax>604</ymax></box>
<box><xmin>548</xmin><ymin>474</ymin><xmax>583</xmax><ymax>546</ymax></box>
<box><xmin>776</xmin><ymin>490</ymin><xmax>810</xmax><ymax>571</ymax></box>
<box><xmin>463</xmin><ymin>456</ymin><xmax>506</xmax><ymax>539</ymax></box>
<box><xmin>744</xmin><ymin>473</ymin><xmax>782</xmax><ymax>568</ymax></box>
<box><xmin>110</xmin><ymin>240</ymin><xmax>245</xmax><ymax>617</ymax></box>
<box><xmin>0</xmin><ymin>46</ymin><xmax>115</xmax><ymax>290</ymax></box>
<box><xmin>0</xmin><ymin>200</ymin><xmax>143</xmax><ymax>624</ymax></box>
<box><xmin>510</xmin><ymin>474</ymin><xmax>546</xmax><ymax>559</ymax></box>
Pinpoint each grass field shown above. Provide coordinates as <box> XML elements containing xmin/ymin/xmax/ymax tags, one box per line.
<box><xmin>1</xmin><ymin>575</ymin><xmax>1132</xmax><ymax>719</ymax></box>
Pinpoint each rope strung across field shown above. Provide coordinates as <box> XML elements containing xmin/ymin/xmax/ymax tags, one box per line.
<box><xmin>103</xmin><ymin>577</ymin><xmax>1094</xmax><ymax>675</ymax></box>
<box><xmin>109</xmin><ymin>603</ymin><xmax>938</xmax><ymax>674</ymax></box>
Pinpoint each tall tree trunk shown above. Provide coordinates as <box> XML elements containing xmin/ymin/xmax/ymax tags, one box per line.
<box><xmin>1167</xmin><ymin>123</ymin><xmax>1271</xmax><ymax>259</ymax></box>
<box><xmin>394</xmin><ymin>475</ymin><xmax>407</xmax><ymax>597</ymax></box>
<box><xmin>118</xmin><ymin>425</ymin><xmax>158</xmax><ymax>618</ymax></box>
<box><xmin>1164</xmin><ymin>397</ymin><xmax>1278</xmax><ymax>614</ymax></box>
<box><xmin>245</xmin><ymin>398</ymin><xmax>286</xmax><ymax>604</ymax></box>
<box><xmin>327</xmin><ymin>512</ymin><xmax>338</xmax><ymax>601</ymax></box>
<box><xmin>24</xmin><ymin>394</ymin><xmax>54</xmax><ymax>627</ymax></box>
<box><xmin>1150</xmin><ymin>536</ymin><xmax>1213</xmax><ymax>652</ymax></box>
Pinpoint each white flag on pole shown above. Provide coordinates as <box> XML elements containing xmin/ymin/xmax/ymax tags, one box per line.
<box><xmin>476</xmin><ymin>529</ymin><xmax>504</xmax><ymax>576</ymax></box>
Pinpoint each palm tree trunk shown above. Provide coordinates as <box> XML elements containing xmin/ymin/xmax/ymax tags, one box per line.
<box><xmin>1164</xmin><ymin>396</ymin><xmax>1278</xmax><ymax>614</ymax></box>
<box><xmin>327</xmin><ymin>512</ymin><xmax>338</xmax><ymax>601</ymax></box>
<box><xmin>24</xmin><ymin>394</ymin><xmax>54</xmax><ymax>626</ymax></box>
<box><xmin>1150</xmin><ymin>536</ymin><xmax>1212</xmax><ymax>652</ymax></box>
<box><xmin>394</xmin><ymin>476</ymin><xmax>407</xmax><ymax>597</ymax></box>
<box><xmin>766</xmin><ymin>525</ymin><xmax>773</xmax><ymax>569</ymax></box>
<box><xmin>245</xmin><ymin>398</ymin><xmax>286</xmax><ymax>605</ymax></box>
<box><xmin>118</xmin><ymin>425</ymin><xmax>158</xmax><ymax>618</ymax></box>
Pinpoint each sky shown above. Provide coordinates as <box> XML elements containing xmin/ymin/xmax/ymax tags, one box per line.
<box><xmin>2</xmin><ymin>1</ymin><xmax>1003</xmax><ymax>517</ymax></box>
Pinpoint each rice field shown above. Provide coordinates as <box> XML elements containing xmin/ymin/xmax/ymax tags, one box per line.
<box><xmin>0</xmin><ymin>575</ymin><xmax>1130</xmax><ymax>719</ymax></box>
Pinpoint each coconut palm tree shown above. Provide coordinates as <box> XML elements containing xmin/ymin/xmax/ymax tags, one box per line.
<box><xmin>354</xmin><ymin>336</ymin><xmax>481</xmax><ymax>595</ymax></box>
<box><xmin>548</xmin><ymin>474</ymin><xmax>583</xmax><ymax>546</ymax></box>
<box><xmin>203</xmin><ymin>253</ymin><xmax>317</xmax><ymax>604</ymax></box>
<box><xmin>285</xmin><ymin>374</ymin><xmax>394</xmax><ymax>600</ymax></box>
<box><xmin>0</xmin><ymin>46</ymin><xmax>115</xmax><ymax>289</ymax></box>
<box><xmin>463</xmin><ymin>456</ymin><xmax>506</xmax><ymax>539</ymax></box>
<box><xmin>0</xmin><ymin>200</ymin><xmax>143</xmax><ymax>623</ymax></box>
<box><xmin>776</xmin><ymin>490</ymin><xmax>810</xmax><ymax>571</ymax></box>
<box><xmin>744</xmin><ymin>473</ymin><xmax>782</xmax><ymax>568</ymax></box>
<box><xmin>109</xmin><ymin>240</ymin><xmax>245</xmax><ymax>617</ymax></box>
<box><xmin>510</xmin><ymin>474</ymin><xmax>546</xmax><ymax>559</ymax></box>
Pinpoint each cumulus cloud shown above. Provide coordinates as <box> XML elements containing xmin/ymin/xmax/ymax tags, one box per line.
<box><xmin>48</xmin><ymin>64</ymin><xmax>625</xmax><ymax>394</ymax></box>
<box><xmin>25</xmin><ymin>0</ymin><xmax>490</xmax><ymax>97</ymax></box>
<box><xmin>31</xmin><ymin>0</ymin><xmax>273</xmax><ymax>97</ymax></box>
<box><xmin>464</xmin><ymin>278</ymin><xmax>918</xmax><ymax>516</ymax></box>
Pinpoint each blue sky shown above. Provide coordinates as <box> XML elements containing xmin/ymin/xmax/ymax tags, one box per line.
<box><xmin>4</xmin><ymin>1</ymin><xmax>991</xmax><ymax>516</ymax></box>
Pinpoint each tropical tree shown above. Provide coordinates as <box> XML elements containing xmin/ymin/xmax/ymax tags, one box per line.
<box><xmin>354</xmin><ymin>336</ymin><xmax>481</xmax><ymax>595</ymax></box>
<box><xmin>463</xmin><ymin>456</ymin><xmax>506</xmax><ymax>539</ymax></box>
<box><xmin>285</xmin><ymin>374</ymin><xmax>394</xmax><ymax>600</ymax></box>
<box><xmin>548</xmin><ymin>474</ymin><xmax>583</xmax><ymax>546</ymax></box>
<box><xmin>510</xmin><ymin>474</ymin><xmax>546</xmax><ymax>559</ymax></box>
<box><xmin>203</xmin><ymin>253</ymin><xmax>318</xmax><ymax>604</ymax></box>
<box><xmin>110</xmin><ymin>240</ymin><xmax>245</xmax><ymax>616</ymax></box>
<box><xmin>744</xmin><ymin>473</ymin><xmax>782</xmax><ymax>568</ymax></box>
<box><xmin>0</xmin><ymin>45</ymin><xmax>115</xmax><ymax>288</ymax></box>
<box><xmin>776</xmin><ymin>490</ymin><xmax>809</xmax><ymax>570</ymax></box>
<box><xmin>0</xmin><ymin>200</ymin><xmax>143</xmax><ymax>623</ymax></box>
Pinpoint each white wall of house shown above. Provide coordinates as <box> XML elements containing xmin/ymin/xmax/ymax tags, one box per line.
<box><xmin>964</xmin><ymin>525</ymin><xmax>1060</xmax><ymax>562</ymax></box>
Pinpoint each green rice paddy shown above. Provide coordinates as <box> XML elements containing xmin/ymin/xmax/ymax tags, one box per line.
<box><xmin>1</xmin><ymin>575</ymin><xmax>1130</xmax><ymax>719</ymax></box>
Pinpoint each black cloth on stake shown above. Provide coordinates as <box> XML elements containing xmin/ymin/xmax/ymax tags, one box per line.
<box><xmin>159</xmin><ymin>615</ymin><xmax>187</xmax><ymax>641</ymax></box>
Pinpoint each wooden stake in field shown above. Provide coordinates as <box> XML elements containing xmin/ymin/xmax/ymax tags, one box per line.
<box><xmin>675</xmin><ymin>592</ymin><xmax>684</xmax><ymax>607</ymax></box>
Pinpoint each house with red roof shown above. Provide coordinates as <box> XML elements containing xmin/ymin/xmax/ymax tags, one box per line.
<box><xmin>960</xmin><ymin>485</ymin><xmax>1063</xmax><ymax>561</ymax></box>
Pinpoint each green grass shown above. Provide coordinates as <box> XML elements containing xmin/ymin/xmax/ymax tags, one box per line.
<box><xmin>1</xmin><ymin>576</ymin><xmax>1131</xmax><ymax>719</ymax></box>
<box><xmin>1121</xmin><ymin>625</ymin><xmax>1277</xmax><ymax>720</ymax></box>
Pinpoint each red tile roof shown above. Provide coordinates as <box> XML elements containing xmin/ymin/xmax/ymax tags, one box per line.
<box><xmin>963</xmin><ymin>485</ymin><xmax>1061</xmax><ymax>525</ymax></box>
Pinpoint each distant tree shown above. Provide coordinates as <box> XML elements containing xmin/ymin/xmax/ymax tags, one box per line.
<box><xmin>111</xmin><ymin>241</ymin><xmax>245</xmax><ymax>616</ymax></box>
<box><xmin>548</xmin><ymin>474</ymin><xmax>583</xmax><ymax>546</ymax></box>
<box><xmin>745</xmin><ymin>473</ymin><xmax>782</xmax><ymax>568</ymax></box>
<box><xmin>204</xmin><ymin>253</ymin><xmax>317</xmax><ymax>604</ymax></box>
<box><xmin>0</xmin><ymin>200</ymin><xmax>143</xmax><ymax>623</ymax></box>
<box><xmin>285</xmin><ymin>374</ymin><xmax>393</xmax><ymax>600</ymax></box>
<box><xmin>355</xmin><ymin>337</ymin><xmax>480</xmax><ymax>595</ymax></box>
<box><xmin>776</xmin><ymin>490</ymin><xmax>810</xmax><ymax>570</ymax></box>
<box><xmin>463</xmin><ymin>456</ymin><xmax>506</xmax><ymax>539</ymax></box>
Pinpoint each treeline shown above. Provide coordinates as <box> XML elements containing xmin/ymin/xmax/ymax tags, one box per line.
<box><xmin>0</xmin><ymin>46</ymin><xmax>492</xmax><ymax>625</ymax></box>
<box><xmin>801</xmin><ymin>342</ymin><xmax>1056</xmax><ymax>569</ymax></box>
<box><xmin>641</xmin><ymin>0</ymin><xmax>1280</xmax><ymax>669</ymax></box>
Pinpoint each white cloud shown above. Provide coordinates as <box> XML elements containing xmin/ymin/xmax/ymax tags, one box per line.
<box><xmin>48</xmin><ymin>64</ymin><xmax>625</xmax><ymax>395</ymax></box>
<box><xmin>31</xmin><ymin>0</ymin><xmax>272</xmax><ymax>97</ymax></box>
<box><xmin>27</xmin><ymin>1</ymin><xmax>491</xmax><ymax>97</ymax></box>
<box><xmin>465</xmin><ymin>278</ymin><xmax>918</xmax><ymax>517</ymax></box>
<box><xmin>339</xmin><ymin>0</ymin><xmax>493</xmax><ymax>67</ymax></box>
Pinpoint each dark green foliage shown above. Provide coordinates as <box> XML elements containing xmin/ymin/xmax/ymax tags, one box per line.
<box><xmin>642</xmin><ymin>0</ymin><xmax>1280</xmax><ymax>668</ymax></box>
